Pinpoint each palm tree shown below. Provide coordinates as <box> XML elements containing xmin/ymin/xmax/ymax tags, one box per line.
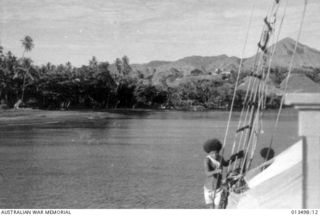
<box><xmin>21</xmin><ymin>36</ymin><xmax>34</xmax><ymax>56</ymax></box>
<box><xmin>0</xmin><ymin>46</ymin><xmax>3</xmax><ymax>56</ymax></box>
<box><xmin>122</xmin><ymin>55</ymin><xmax>131</xmax><ymax>76</ymax></box>
<box><xmin>19</xmin><ymin>35</ymin><xmax>34</xmax><ymax>105</ymax></box>
<box><xmin>89</xmin><ymin>56</ymin><xmax>98</xmax><ymax>69</ymax></box>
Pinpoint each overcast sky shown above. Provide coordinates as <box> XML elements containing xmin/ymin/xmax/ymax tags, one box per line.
<box><xmin>0</xmin><ymin>0</ymin><xmax>319</xmax><ymax>66</ymax></box>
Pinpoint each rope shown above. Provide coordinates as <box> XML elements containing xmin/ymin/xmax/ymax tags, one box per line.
<box><xmin>238</xmin><ymin>0</ymin><xmax>282</xmax><ymax>175</ymax></box>
<box><xmin>221</xmin><ymin>4</ymin><xmax>255</xmax><ymax>152</ymax></box>
<box><xmin>210</xmin><ymin>0</ymin><xmax>309</xmax><ymax>206</ymax></box>
<box><xmin>264</xmin><ymin>0</ymin><xmax>308</xmax><ymax>163</ymax></box>
<box><xmin>244</xmin><ymin>0</ymin><xmax>289</xmax><ymax>171</ymax></box>
<box><xmin>224</xmin><ymin>4</ymin><xmax>256</xmax><ymax>174</ymax></box>
<box><xmin>215</xmin><ymin>0</ymin><xmax>308</xmax><ymax>204</ymax></box>
<box><xmin>240</xmin><ymin>76</ymin><xmax>262</xmax><ymax>175</ymax></box>
<box><xmin>236</xmin><ymin>47</ymin><xmax>265</xmax><ymax>172</ymax></box>
<box><xmin>227</xmin><ymin>0</ymin><xmax>277</xmax><ymax>160</ymax></box>
<box><xmin>224</xmin><ymin>0</ymin><xmax>277</xmax><ymax>174</ymax></box>
<box><xmin>212</xmin><ymin>3</ymin><xmax>256</xmax><ymax>207</ymax></box>
<box><xmin>263</xmin><ymin>0</ymin><xmax>289</xmax><ymax>108</ymax></box>
<box><xmin>231</xmin><ymin>107</ymin><xmax>250</xmax><ymax>171</ymax></box>
<box><xmin>229</xmin><ymin>36</ymin><xmax>267</xmax><ymax>172</ymax></box>
<box><xmin>246</xmin><ymin>84</ymin><xmax>266</xmax><ymax>171</ymax></box>
<box><xmin>227</xmin><ymin>17</ymin><xmax>269</xmax><ymax>172</ymax></box>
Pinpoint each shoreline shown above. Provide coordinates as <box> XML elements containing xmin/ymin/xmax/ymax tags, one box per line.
<box><xmin>0</xmin><ymin>107</ymin><xmax>297</xmax><ymax>123</ymax></box>
<box><xmin>0</xmin><ymin>105</ymin><xmax>294</xmax><ymax>114</ymax></box>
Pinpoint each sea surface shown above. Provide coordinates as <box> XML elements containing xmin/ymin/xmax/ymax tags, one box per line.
<box><xmin>0</xmin><ymin>109</ymin><xmax>298</xmax><ymax>208</ymax></box>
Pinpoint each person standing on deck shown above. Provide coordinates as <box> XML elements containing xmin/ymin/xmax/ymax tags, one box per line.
<box><xmin>203</xmin><ymin>138</ymin><xmax>244</xmax><ymax>209</ymax></box>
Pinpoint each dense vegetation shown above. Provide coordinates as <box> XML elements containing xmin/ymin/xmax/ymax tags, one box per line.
<box><xmin>0</xmin><ymin>36</ymin><xmax>299</xmax><ymax>111</ymax></box>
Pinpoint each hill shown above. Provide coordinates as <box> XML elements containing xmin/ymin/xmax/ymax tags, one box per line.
<box><xmin>131</xmin><ymin>55</ymin><xmax>240</xmax><ymax>84</ymax></box>
<box><xmin>243</xmin><ymin>37</ymin><xmax>320</xmax><ymax>70</ymax></box>
<box><xmin>128</xmin><ymin>38</ymin><xmax>320</xmax><ymax>86</ymax></box>
<box><xmin>104</xmin><ymin>38</ymin><xmax>320</xmax><ymax>94</ymax></box>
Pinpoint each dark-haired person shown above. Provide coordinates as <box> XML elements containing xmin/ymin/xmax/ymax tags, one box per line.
<box><xmin>203</xmin><ymin>138</ymin><xmax>244</xmax><ymax>209</ymax></box>
<box><xmin>259</xmin><ymin>147</ymin><xmax>275</xmax><ymax>170</ymax></box>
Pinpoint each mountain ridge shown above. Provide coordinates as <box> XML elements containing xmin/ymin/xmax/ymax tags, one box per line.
<box><xmin>131</xmin><ymin>37</ymin><xmax>320</xmax><ymax>75</ymax></box>
<box><xmin>243</xmin><ymin>37</ymin><xmax>320</xmax><ymax>70</ymax></box>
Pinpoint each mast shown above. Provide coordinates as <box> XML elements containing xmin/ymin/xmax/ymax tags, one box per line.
<box><xmin>226</xmin><ymin>0</ymin><xmax>310</xmax><ymax>209</ymax></box>
<box><xmin>238</xmin><ymin>0</ymin><xmax>281</xmax><ymax>175</ymax></box>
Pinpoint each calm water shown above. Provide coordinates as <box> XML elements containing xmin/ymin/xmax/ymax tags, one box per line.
<box><xmin>0</xmin><ymin>110</ymin><xmax>298</xmax><ymax>208</ymax></box>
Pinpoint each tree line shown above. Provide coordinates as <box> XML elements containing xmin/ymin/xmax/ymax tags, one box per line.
<box><xmin>0</xmin><ymin>36</ymin><xmax>284</xmax><ymax>111</ymax></box>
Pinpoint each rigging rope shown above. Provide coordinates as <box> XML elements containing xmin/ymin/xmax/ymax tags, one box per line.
<box><xmin>227</xmin><ymin>24</ymin><xmax>268</xmax><ymax>173</ymax></box>
<box><xmin>212</xmin><ymin>3</ymin><xmax>257</xmax><ymax>207</ymax></box>
<box><xmin>223</xmin><ymin>0</ymin><xmax>287</xmax><ymax>179</ymax></box>
<box><xmin>211</xmin><ymin>0</ymin><xmax>308</xmax><ymax>207</ymax></box>
<box><xmin>245</xmin><ymin>0</ymin><xmax>290</xmax><ymax>171</ymax></box>
<box><xmin>226</xmin><ymin>0</ymin><xmax>277</xmax><ymax>163</ymax></box>
<box><xmin>264</xmin><ymin>0</ymin><xmax>308</xmax><ymax>163</ymax></box>
<box><xmin>237</xmin><ymin>0</ymin><xmax>281</xmax><ymax>176</ymax></box>
<box><xmin>240</xmin><ymin>76</ymin><xmax>262</xmax><ymax>174</ymax></box>
<box><xmin>262</xmin><ymin>0</ymin><xmax>289</xmax><ymax>107</ymax></box>
<box><xmin>221</xmin><ymin>4</ymin><xmax>256</xmax><ymax>153</ymax></box>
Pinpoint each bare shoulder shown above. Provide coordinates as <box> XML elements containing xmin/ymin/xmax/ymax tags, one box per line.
<box><xmin>204</xmin><ymin>156</ymin><xmax>210</xmax><ymax>163</ymax></box>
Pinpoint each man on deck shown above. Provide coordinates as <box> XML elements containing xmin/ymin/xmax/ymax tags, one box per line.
<box><xmin>203</xmin><ymin>138</ymin><xmax>244</xmax><ymax>209</ymax></box>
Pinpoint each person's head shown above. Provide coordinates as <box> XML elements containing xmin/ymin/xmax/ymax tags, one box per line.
<box><xmin>260</xmin><ymin>147</ymin><xmax>275</xmax><ymax>160</ymax></box>
<box><xmin>203</xmin><ymin>138</ymin><xmax>222</xmax><ymax>154</ymax></box>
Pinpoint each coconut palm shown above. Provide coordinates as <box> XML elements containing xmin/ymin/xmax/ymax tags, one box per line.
<box><xmin>19</xmin><ymin>35</ymin><xmax>34</xmax><ymax>106</ymax></box>
<box><xmin>21</xmin><ymin>36</ymin><xmax>34</xmax><ymax>57</ymax></box>
<box><xmin>0</xmin><ymin>46</ymin><xmax>3</xmax><ymax>56</ymax></box>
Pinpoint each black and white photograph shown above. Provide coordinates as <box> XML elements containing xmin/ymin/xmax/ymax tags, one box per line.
<box><xmin>0</xmin><ymin>0</ymin><xmax>319</xmax><ymax>212</ymax></box>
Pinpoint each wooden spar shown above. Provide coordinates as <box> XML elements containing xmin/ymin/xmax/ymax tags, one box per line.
<box><xmin>285</xmin><ymin>93</ymin><xmax>320</xmax><ymax>209</ymax></box>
